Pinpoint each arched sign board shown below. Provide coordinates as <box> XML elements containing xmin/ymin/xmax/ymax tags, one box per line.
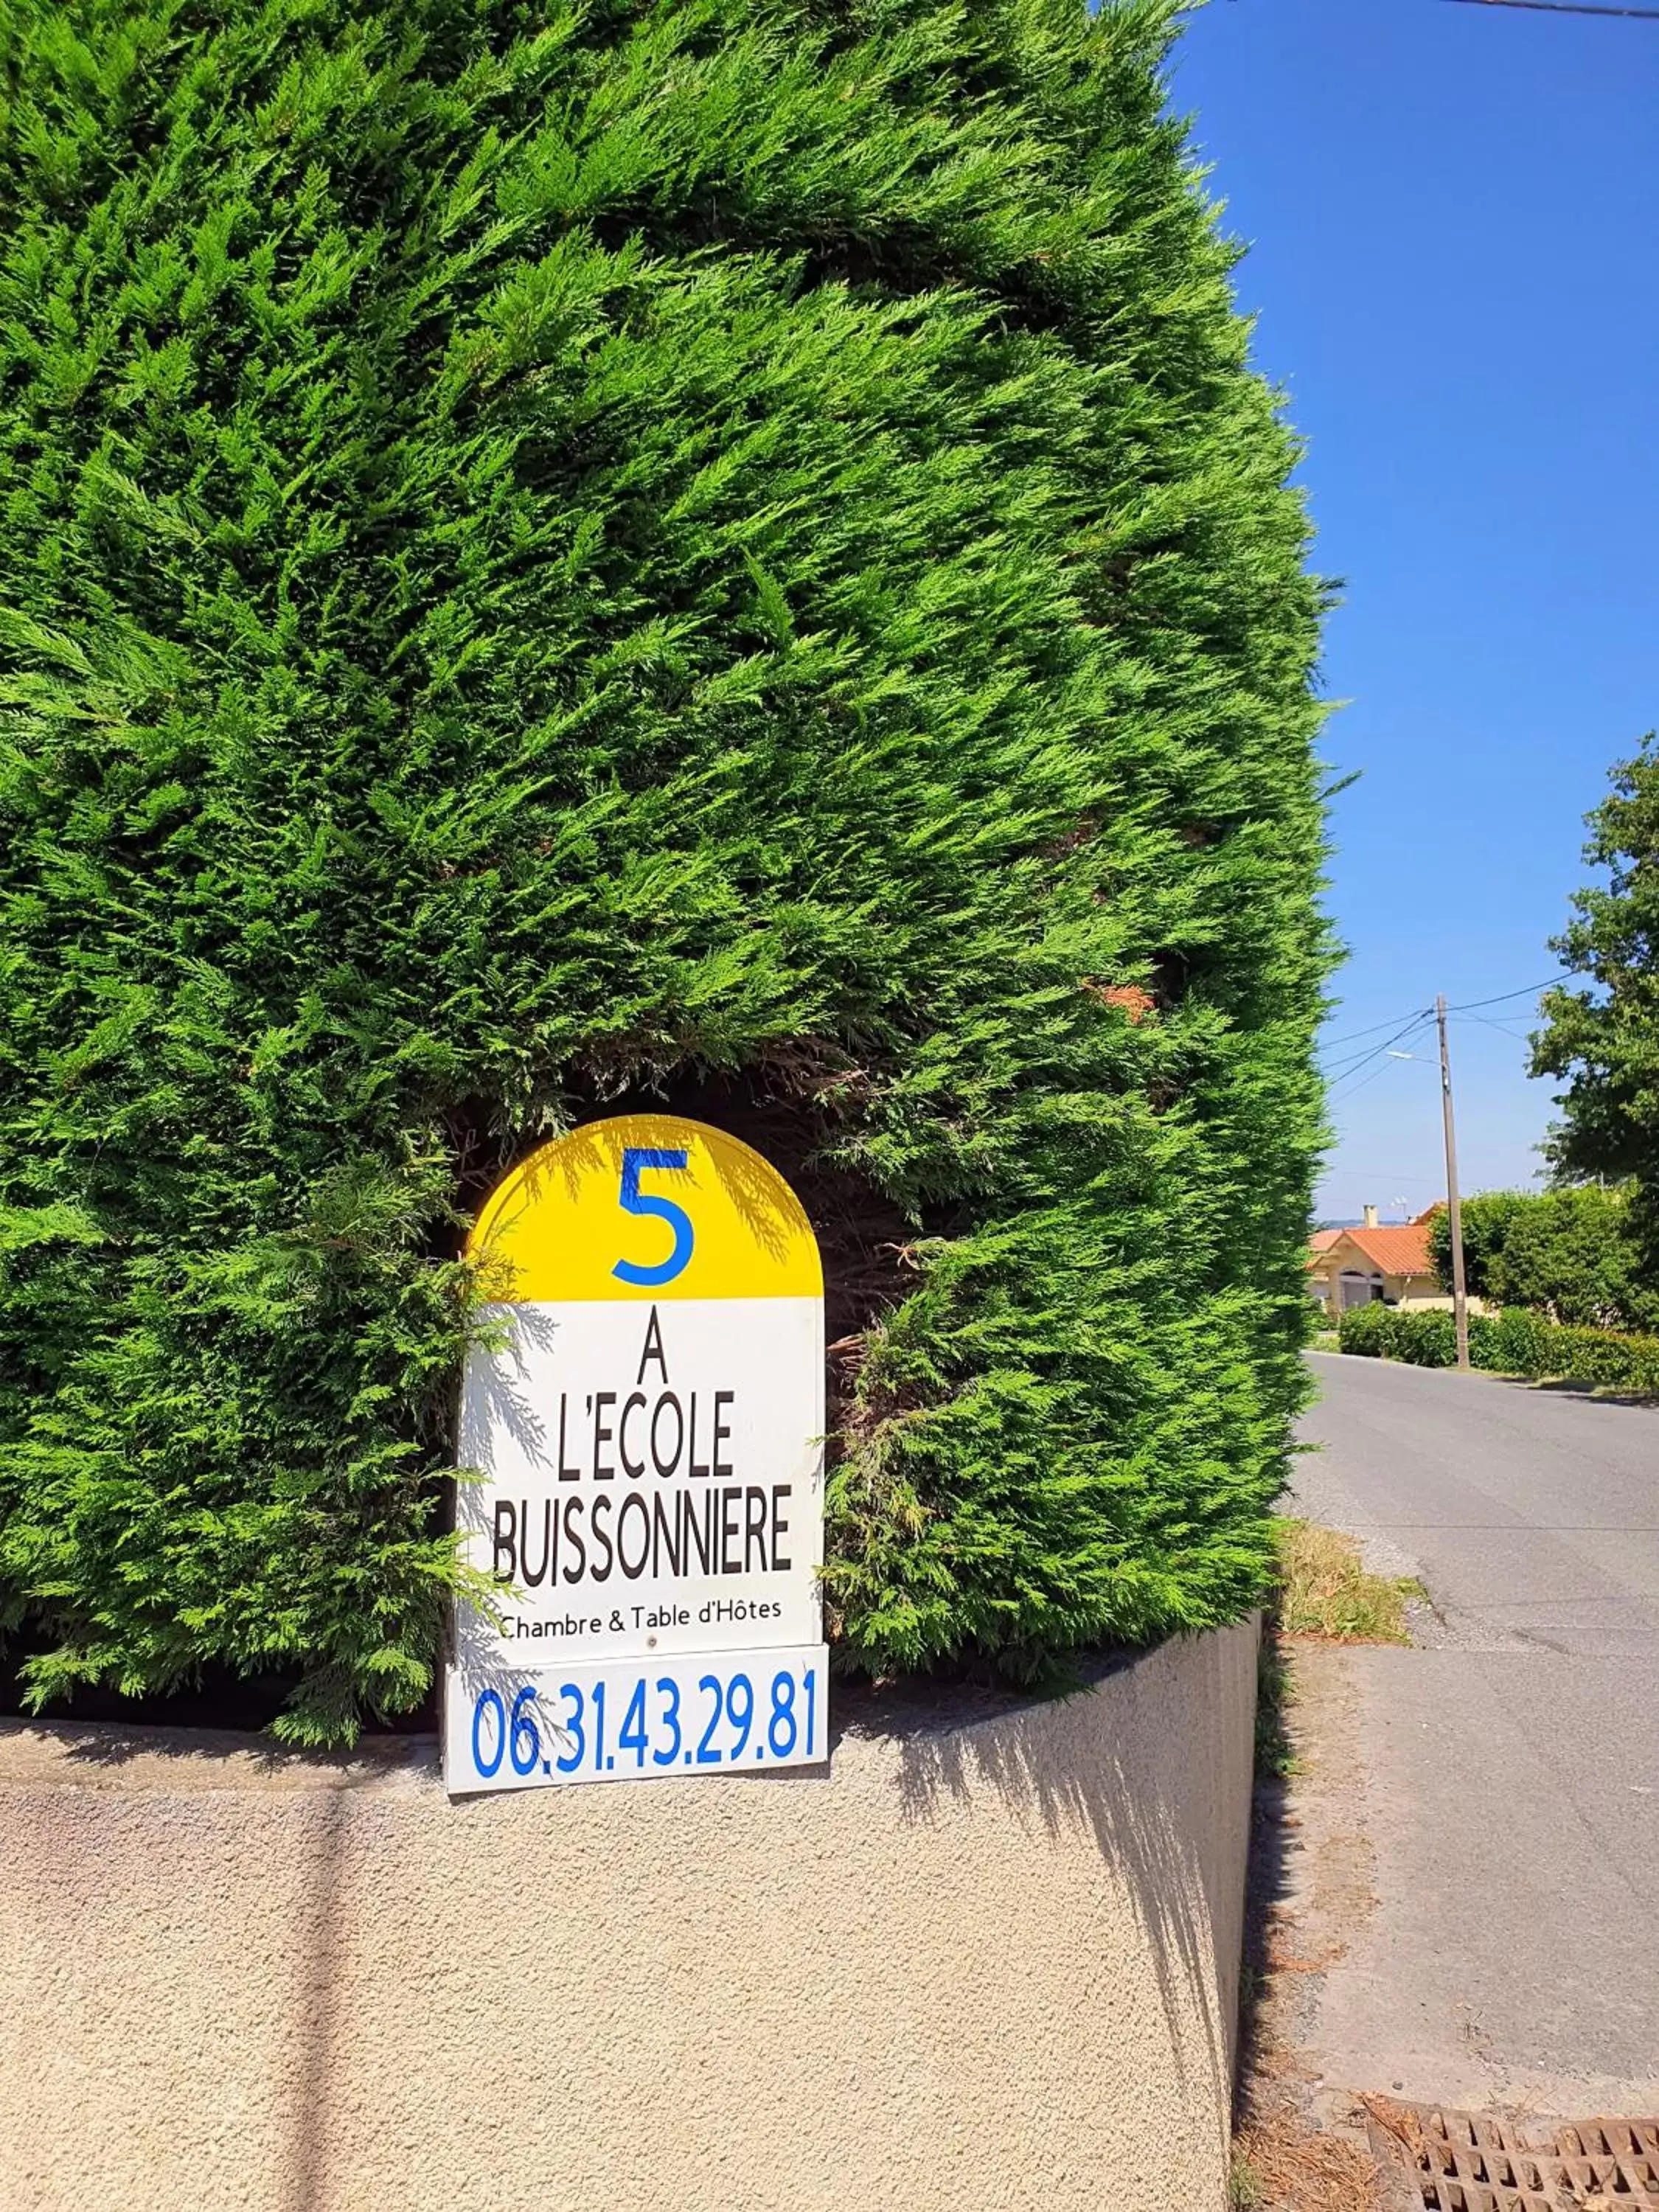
<box><xmin>442</xmin><ymin>1116</ymin><xmax>828</xmax><ymax>1795</ymax></box>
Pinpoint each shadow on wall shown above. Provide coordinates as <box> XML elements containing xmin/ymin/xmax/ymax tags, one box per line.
<box><xmin>883</xmin><ymin>1629</ymin><xmax>1256</xmax><ymax>2138</ymax></box>
<box><xmin>286</xmin><ymin>1792</ymin><xmax>349</xmax><ymax>2212</ymax></box>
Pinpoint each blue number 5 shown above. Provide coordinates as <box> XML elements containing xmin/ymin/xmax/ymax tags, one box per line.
<box><xmin>613</xmin><ymin>1147</ymin><xmax>693</xmax><ymax>1287</ymax></box>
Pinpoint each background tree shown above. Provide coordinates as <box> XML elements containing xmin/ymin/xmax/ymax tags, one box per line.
<box><xmin>1494</xmin><ymin>1186</ymin><xmax>1654</xmax><ymax>1329</ymax></box>
<box><xmin>0</xmin><ymin>0</ymin><xmax>1330</xmax><ymax>1742</ymax></box>
<box><xmin>1433</xmin><ymin>1186</ymin><xmax>1652</xmax><ymax>1329</ymax></box>
<box><xmin>1533</xmin><ymin>739</ymin><xmax>1659</xmax><ymax>1297</ymax></box>
<box><xmin>1428</xmin><ymin>1192</ymin><xmax>1521</xmax><ymax>1302</ymax></box>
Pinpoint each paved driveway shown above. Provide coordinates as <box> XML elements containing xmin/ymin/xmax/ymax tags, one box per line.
<box><xmin>1283</xmin><ymin>1352</ymin><xmax>1659</xmax><ymax>2117</ymax></box>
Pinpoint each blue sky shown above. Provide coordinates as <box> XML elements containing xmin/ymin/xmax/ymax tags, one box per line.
<box><xmin>1169</xmin><ymin>0</ymin><xmax>1659</xmax><ymax>1222</ymax></box>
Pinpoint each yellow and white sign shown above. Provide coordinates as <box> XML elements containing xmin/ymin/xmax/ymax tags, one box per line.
<box><xmin>445</xmin><ymin>1116</ymin><xmax>827</xmax><ymax>1794</ymax></box>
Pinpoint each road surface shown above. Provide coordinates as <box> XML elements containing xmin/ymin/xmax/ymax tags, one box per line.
<box><xmin>1282</xmin><ymin>1351</ymin><xmax>1659</xmax><ymax>2118</ymax></box>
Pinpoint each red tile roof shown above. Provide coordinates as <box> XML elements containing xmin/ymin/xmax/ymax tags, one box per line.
<box><xmin>1335</xmin><ymin>1222</ymin><xmax>1434</xmax><ymax>1279</ymax></box>
<box><xmin>1307</xmin><ymin>1228</ymin><xmax>1343</xmax><ymax>1253</ymax></box>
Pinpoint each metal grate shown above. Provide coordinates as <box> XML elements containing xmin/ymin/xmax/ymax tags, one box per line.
<box><xmin>1366</xmin><ymin>2104</ymin><xmax>1659</xmax><ymax>2210</ymax></box>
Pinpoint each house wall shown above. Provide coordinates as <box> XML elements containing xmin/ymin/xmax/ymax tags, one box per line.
<box><xmin>0</xmin><ymin>1620</ymin><xmax>1259</xmax><ymax>2212</ymax></box>
<box><xmin>1308</xmin><ymin>1261</ymin><xmax>1471</xmax><ymax>1312</ymax></box>
<box><xmin>1308</xmin><ymin>1256</ymin><xmax>1386</xmax><ymax>1307</ymax></box>
<box><xmin>1387</xmin><ymin>1289</ymin><xmax>1491</xmax><ymax>1315</ymax></box>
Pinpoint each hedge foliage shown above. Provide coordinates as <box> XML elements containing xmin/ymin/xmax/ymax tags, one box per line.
<box><xmin>1428</xmin><ymin>1184</ymin><xmax>1656</xmax><ymax>1330</ymax></box>
<box><xmin>1337</xmin><ymin>1302</ymin><xmax>1659</xmax><ymax>1394</ymax></box>
<box><xmin>1427</xmin><ymin>1192</ymin><xmax>1521</xmax><ymax>1304</ymax></box>
<box><xmin>0</xmin><ymin>0</ymin><xmax>1329</xmax><ymax>1741</ymax></box>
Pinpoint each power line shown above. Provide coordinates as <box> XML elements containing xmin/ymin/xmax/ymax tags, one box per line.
<box><xmin>1447</xmin><ymin>0</ymin><xmax>1659</xmax><ymax>18</ymax></box>
<box><xmin>1454</xmin><ymin>1010</ymin><xmax>1535</xmax><ymax>1040</ymax></box>
<box><xmin>1319</xmin><ymin>1169</ymin><xmax>1447</xmax><ymax>1185</ymax></box>
<box><xmin>1325</xmin><ymin>1023</ymin><xmax>1435</xmax><ymax>1088</ymax></box>
<box><xmin>1323</xmin><ymin>1010</ymin><xmax>1434</xmax><ymax>1076</ymax></box>
<box><xmin>1326</xmin><ymin>1012</ymin><xmax>1438</xmax><ymax>1102</ymax></box>
<box><xmin>1320</xmin><ymin>1005</ymin><xmax>1436</xmax><ymax>1054</ymax></box>
<box><xmin>1444</xmin><ymin>974</ymin><xmax>1569</xmax><ymax>1012</ymax></box>
<box><xmin>1322</xmin><ymin>975</ymin><xmax>1569</xmax><ymax>1092</ymax></box>
<box><xmin>1321</xmin><ymin>973</ymin><xmax>1568</xmax><ymax>1054</ymax></box>
<box><xmin>1326</xmin><ymin>1054</ymin><xmax>1417</xmax><ymax>1108</ymax></box>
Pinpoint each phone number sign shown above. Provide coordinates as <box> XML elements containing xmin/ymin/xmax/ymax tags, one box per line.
<box><xmin>444</xmin><ymin>1115</ymin><xmax>827</xmax><ymax>1795</ymax></box>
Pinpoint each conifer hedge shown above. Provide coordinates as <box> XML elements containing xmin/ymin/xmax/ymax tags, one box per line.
<box><xmin>0</xmin><ymin>0</ymin><xmax>1330</xmax><ymax>1742</ymax></box>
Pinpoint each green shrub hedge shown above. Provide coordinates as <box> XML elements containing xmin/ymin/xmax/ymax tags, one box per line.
<box><xmin>0</xmin><ymin>0</ymin><xmax>1329</xmax><ymax>1742</ymax></box>
<box><xmin>1337</xmin><ymin>1303</ymin><xmax>1659</xmax><ymax>1394</ymax></box>
<box><xmin>1333</xmin><ymin>1302</ymin><xmax>1391</xmax><ymax>1358</ymax></box>
<box><xmin>1429</xmin><ymin>1185</ymin><xmax>1657</xmax><ymax>1329</ymax></box>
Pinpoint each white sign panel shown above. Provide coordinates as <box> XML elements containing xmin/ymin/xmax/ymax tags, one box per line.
<box><xmin>454</xmin><ymin>1296</ymin><xmax>821</xmax><ymax>1663</ymax></box>
<box><xmin>445</xmin><ymin>1116</ymin><xmax>827</xmax><ymax>1795</ymax></box>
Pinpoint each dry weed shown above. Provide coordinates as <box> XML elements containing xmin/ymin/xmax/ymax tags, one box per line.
<box><xmin>1273</xmin><ymin>1519</ymin><xmax>1422</xmax><ymax>1644</ymax></box>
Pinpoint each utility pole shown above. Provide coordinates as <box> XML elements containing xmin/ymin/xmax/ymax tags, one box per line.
<box><xmin>1436</xmin><ymin>994</ymin><xmax>1471</xmax><ymax>1371</ymax></box>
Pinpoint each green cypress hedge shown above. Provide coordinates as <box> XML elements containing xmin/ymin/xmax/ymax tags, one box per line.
<box><xmin>0</xmin><ymin>0</ymin><xmax>1329</xmax><ymax>1742</ymax></box>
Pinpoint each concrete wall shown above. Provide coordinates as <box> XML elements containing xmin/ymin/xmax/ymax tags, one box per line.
<box><xmin>0</xmin><ymin>1619</ymin><xmax>1258</xmax><ymax>2212</ymax></box>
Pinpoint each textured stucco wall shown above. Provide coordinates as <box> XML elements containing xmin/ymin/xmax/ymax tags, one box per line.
<box><xmin>1</xmin><ymin>1619</ymin><xmax>1257</xmax><ymax>2212</ymax></box>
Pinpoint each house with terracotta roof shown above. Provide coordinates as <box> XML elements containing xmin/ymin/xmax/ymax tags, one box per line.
<box><xmin>1307</xmin><ymin>1204</ymin><xmax>1445</xmax><ymax>1312</ymax></box>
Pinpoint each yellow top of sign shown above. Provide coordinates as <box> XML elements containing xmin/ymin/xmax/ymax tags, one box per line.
<box><xmin>465</xmin><ymin>1115</ymin><xmax>823</xmax><ymax>1304</ymax></box>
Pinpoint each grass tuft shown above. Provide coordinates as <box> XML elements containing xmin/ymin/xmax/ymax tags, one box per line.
<box><xmin>1229</xmin><ymin>2152</ymin><xmax>1266</xmax><ymax>2207</ymax></box>
<box><xmin>1272</xmin><ymin>1518</ymin><xmax>1421</xmax><ymax>1644</ymax></box>
<box><xmin>1253</xmin><ymin>1630</ymin><xmax>1298</xmax><ymax>1779</ymax></box>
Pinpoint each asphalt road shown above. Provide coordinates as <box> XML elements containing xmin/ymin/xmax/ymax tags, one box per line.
<box><xmin>1283</xmin><ymin>1352</ymin><xmax>1659</xmax><ymax>2118</ymax></box>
